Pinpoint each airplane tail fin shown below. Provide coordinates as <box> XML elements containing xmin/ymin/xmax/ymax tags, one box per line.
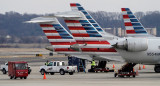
<box><xmin>70</xmin><ymin>3</ymin><xmax>82</xmax><ymax>11</ymax></box>
<box><xmin>70</xmin><ymin>3</ymin><xmax>115</xmax><ymax>37</ymax></box>
<box><xmin>55</xmin><ymin>11</ymin><xmax>108</xmax><ymax>44</ymax></box>
<box><xmin>26</xmin><ymin>17</ymin><xmax>76</xmax><ymax>52</ymax></box>
<box><xmin>121</xmin><ymin>8</ymin><xmax>148</xmax><ymax>37</ymax></box>
<box><xmin>54</xmin><ymin>11</ymin><xmax>117</xmax><ymax>52</ymax></box>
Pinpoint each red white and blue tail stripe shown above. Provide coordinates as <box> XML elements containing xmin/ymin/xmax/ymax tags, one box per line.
<box><xmin>64</xmin><ymin>18</ymin><xmax>116</xmax><ymax>52</ymax></box>
<box><xmin>27</xmin><ymin>17</ymin><xmax>77</xmax><ymax>52</ymax></box>
<box><xmin>56</xmin><ymin>10</ymin><xmax>117</xmax><ymax>53</ymax></box>
<box><xmin>27</xmin><ymin>17</ymin><xmax>116</xmax><ymax>53</ymax></box>
<box><xmin>70</xmin><ymin>3</ymin><xmax>114</xmax><ymax>37</ymax></box>
<box><xmin>64</xmin><ymin>19</ymin><xmax>111</xmax><ymax>45</ymax></box>
<box><xmin>121</xmin><ymin>8</ymin><xmax>148</xmax><ymax>36</ymax></box>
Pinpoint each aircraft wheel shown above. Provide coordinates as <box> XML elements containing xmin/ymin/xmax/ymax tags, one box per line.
<box><xmin>154</xmin><ymin>66</ymin><xmax>160</xmax><ymax>73</ymax></box>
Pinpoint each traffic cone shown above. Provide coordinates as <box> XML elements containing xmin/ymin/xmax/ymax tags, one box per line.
<box><xmin>143</xmin><ymin>65</ymin><xmax>145</xmax><ymax>69</ymax></box>
<box><xmin>43</xmin><ymin>73</ymin><xmax>46</xmax><ymax>80</ymax></box>
<box><xmin>113</xmin><ymin>64</ymin><xmax>115</xmax><ymax>69</ymax></box>
<box><xmin>139</xmin><ymin>65</ymin><xmax>141</xmax><ymax>70</ymax></box>
<box><xmin>136</xmin><ymin>70</ymin><xmax>139</xmax><ymax>75</ymax></box>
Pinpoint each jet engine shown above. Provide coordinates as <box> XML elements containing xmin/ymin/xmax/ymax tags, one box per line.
<box><xmin>116</xmin><ymin>38</ymin><xmax>148</xmax><ymax>52</ymax></box>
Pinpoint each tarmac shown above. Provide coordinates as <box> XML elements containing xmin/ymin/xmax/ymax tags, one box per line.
<box><xmin>0</xmin><ymin>56</ymin><xmax>160</xmax><ymax>86</ymax></box>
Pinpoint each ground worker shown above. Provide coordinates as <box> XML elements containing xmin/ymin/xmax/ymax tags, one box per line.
<box><xmin>91</xmin><ymin>60</ymin><xmax>96</xmax><ymax>70</ymax></box>
<box><xmin>45</xmin><ymin>60</ymin><xmax>49</xmax><ymax>65</ymax></box>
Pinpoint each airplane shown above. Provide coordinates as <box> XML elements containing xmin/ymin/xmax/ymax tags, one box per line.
<box><xmin>25</xmin><ymin>11</ymin><xmax>124</xmax><ymax>73</ymax></box>
<box><xmin>26</xmin><ymin>16</ymin><xmax>123</xmax><ymax>63</ymax></box>
<box><xmin>26</xmin><ymin>3</ymin><xmax>160</xmax><ymax>74</ymax></box>
<box><xmin>54</xmin><ymin>3</ymin><xmax>160</xmax><ymax>73</ymax></box>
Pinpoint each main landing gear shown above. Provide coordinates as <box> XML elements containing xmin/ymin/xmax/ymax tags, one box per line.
<box><xmin>114</xmin><ymin>63</ymin><xmax>137</xmax><ymax>78</ymax></box>
<box><xmin>154</xmin><ymin>65</ymin><xmax>160</xmax><ymax>73</ymax></box>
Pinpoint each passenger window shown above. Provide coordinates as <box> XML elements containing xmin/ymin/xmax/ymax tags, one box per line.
<box><xmin>57</xmin><ymin>62</ymin><xmax>60</xmax><ymax>66</ymax></box>
<box><xmin>62</xmin><ymin>62</ymin><xmax>65</xmax><ymax>66</ymax></box>
<box><xmin>47</xmin><ymin>62</ymin><xmax>53</xmax><ymax>66</ymax></box>
<box><xmin>54</xmin><ymin>62</ymin><xmax>56</xmax><ymax>66</ymax></box>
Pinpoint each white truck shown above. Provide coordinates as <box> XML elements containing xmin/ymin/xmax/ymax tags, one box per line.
<box><xmin>40</xmin><ymin>61</ymin><xmax>77</xmax><ymax>75</ymax></box>
<box><xmin>0</xmin><ymin>62</ymin><xmax>8</xmax><ymax>74</ymax></box>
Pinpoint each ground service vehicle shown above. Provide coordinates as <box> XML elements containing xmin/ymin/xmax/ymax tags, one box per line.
<box><xmin>0</xmin><ymin>62</ymin><xmax>8</xmax><ymax>74</ymax></box>
<box><xmin>114</xmin><ymin>63</ymin><xmax>137</xmax><ymax>78</ymax></box>
<box><xmin>1</xmin><ymin>62</ymin><xmax>32</xmax><ymax>74</ymax></box>
<box><xmin>8</xmin><ymin>61</ymin><xmax>28</xmax><ymax>79</ymax></box>
<box><xmin>40</xmin><ymin>61</ymin><xmax>77</xmax><ymax>75</ymax></box>
<box><xmin>114</xmin><ymin>70</ymin><xmax>136</xmax><ymax>78</ymax></box>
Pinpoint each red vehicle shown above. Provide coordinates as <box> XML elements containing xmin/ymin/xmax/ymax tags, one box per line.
<box><xmin>8</xmin><ymin>61</ymin><xmax>28</xmax><ymax>79</ymax></box>
<box><xmin>114</xmin><ymin>70</ymin><xmax>136</xmax><ymax>78</ymax></box>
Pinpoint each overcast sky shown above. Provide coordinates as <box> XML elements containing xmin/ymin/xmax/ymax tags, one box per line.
<box><xmin>0</xmin><ymin>0</ymin><xmax>159</xmax><ymax>14</ymax></box>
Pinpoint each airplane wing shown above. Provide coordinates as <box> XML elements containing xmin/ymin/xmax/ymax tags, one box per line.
<box><xmin>99</xmin><ymin>56</ymin><xmax>125</xmax><ymax>62</ymax></box>
<box><xmin>63</xmin><ymin>53</ymin><xmax>124</xmax><ymax>62</ymax></box>
<box><xmin>72</xmin><ymin>54</ymin><xmax>124</xmax><ymax>62</ymax></box>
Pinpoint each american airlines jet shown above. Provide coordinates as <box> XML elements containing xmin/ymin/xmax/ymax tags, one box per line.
<box><xmin>26</xmin><ymin>3</ymin><xmax>160</xmax><ymax>74</ymax></box>
<box><xmin>26</xmin><ymin>16</ymin><xmax>123</xmax><ymax>62</ymax></box>
<box><xmin>55</xmin><ymin>3</ymin><xmax>160</xmax><ymax>73</ymax></box>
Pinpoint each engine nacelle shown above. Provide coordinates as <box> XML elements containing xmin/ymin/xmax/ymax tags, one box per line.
<box><xmin>116</xmin><ymin>38</ymin><xmax>148</xmax><ymax>52</ymax></box>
